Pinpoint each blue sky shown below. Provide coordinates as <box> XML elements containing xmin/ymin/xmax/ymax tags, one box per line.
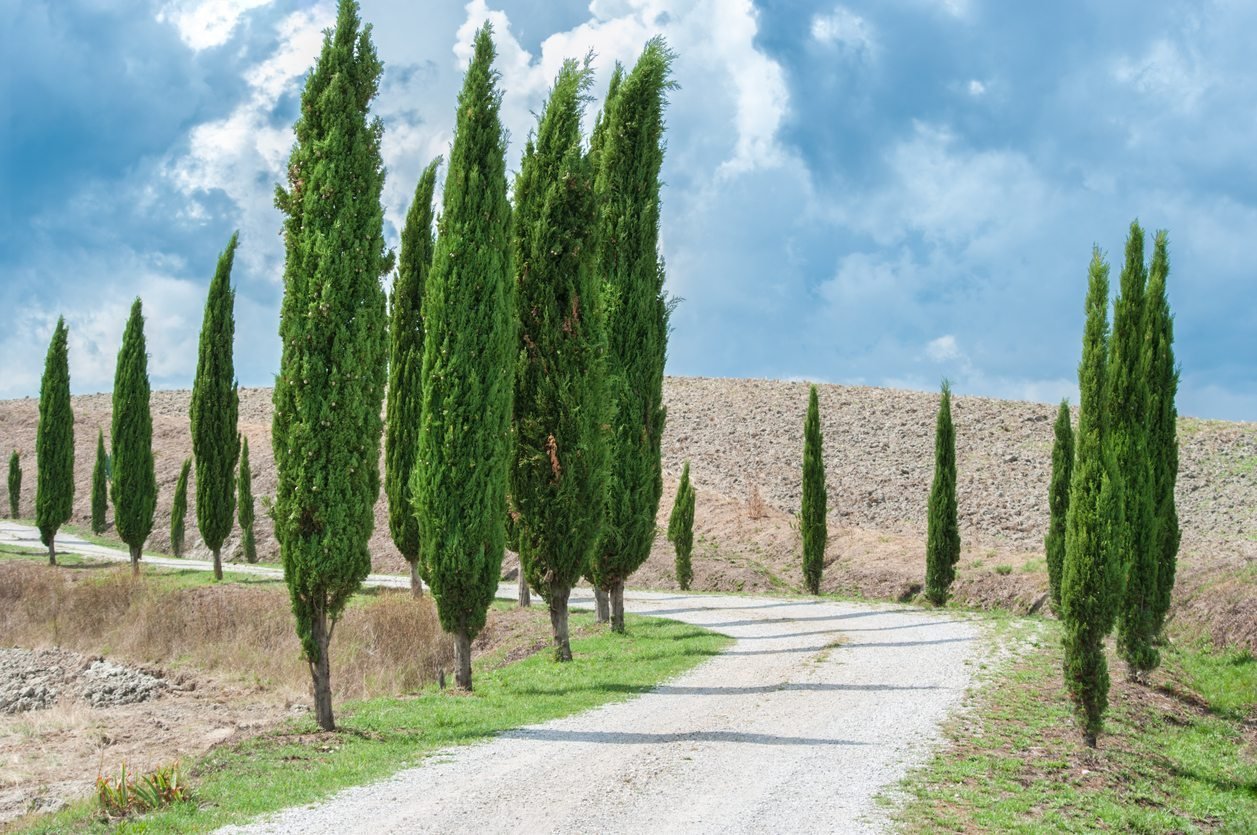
<box><xmin>2</xmin><ymin>0</ymin><xmax>1254</xmax><ymax>420</ymax></box>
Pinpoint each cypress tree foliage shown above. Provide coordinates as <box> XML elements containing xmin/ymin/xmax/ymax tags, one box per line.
<box><xmin>1045</xmin><ymin>400</ymin><xmax>1074</xmax><ymax>614</ymax></box>
<box><xmin>413</xmin><ymin>23</ymin><xmax>513</xmax><ymax>690</ymax></box>
<box><xmin>387</xmin><ymin>157</ymin><xmax>439</xmax><ymax>597</ymax></box>
<box><xmin>667</xmin><ymin>461</ymin><xmax>695</xmax><ymax>591</ymax></box>
<box><xmin>170</xmin><ymin>458</ymin><xmax>191</xmax><ymax>557</ymax></box>
<box><xmin>6</xmin><ymin>451</ymin><xmax>19</xmax><ymax>518</ymax></box>
<box><xmin>800</xmin><ymin>386</ymin><xmax>827</xmax><ymax>595</ymax></box>
<box><xmin>1062</xmin><ymin>248</ymin><xmax>1124</xmax><ymax>748</ymax></box>
<box><xmin>272</xmin><ymin>0</ymin><xmax>391</xmax><ymax>731</ymax></box>
<box><xmin>112</xmin><ymin>298</ymin><xmax>157</xmax><ymax>576</ymax></box>
<box><xmin>589</xmin><ymin>38</ymin><xmax>675</xmax><ymax>634</ymax></box>
<box><xmin>91</xmin><ymin>430</ymin><xmax>108</xmax><ymax>534</ymax></box>
<box><xmin>238</xmin><ymin>436</ymin><xmax>257</xmax><ymax>563</ymax></box>
<box><xmin>1144</xmin><ymin>231</ymin><xmax>1180</xmax><ymax>640</ymax></box>
<box><xmin>191</xmin><ymin>233</ymin><xmax>240</xmax><ymax>582</ymax></box>
<box><xmin>510</xmin><ymin>58</ymin><xmax>608</xmax><ymax>661</ymax></box>
<box><xmin>35</xmin><ymin>317</ymin><xmax>74</xmax><ymax>566</ymax></box>
<box><xmin>924</xmin><ymin>381</ymin><xmax>961</xmax><ymax>605</ymax></box>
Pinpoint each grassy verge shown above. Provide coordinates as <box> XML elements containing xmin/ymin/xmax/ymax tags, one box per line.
<box><xmin>16</xmin><ymin>610</ymin><xmax>729</xmax><ymax>833</ymax></box>
<box><xmin>895</xmin><ymin>621</ymin><xmax>1257</xmax><ymax>833</ymax></box>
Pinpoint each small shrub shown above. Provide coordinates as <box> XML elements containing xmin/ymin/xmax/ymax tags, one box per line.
<box><xmin>746</xmin><ymin>484</ymin><xmax>769</xmax><ymax>519</ymax></box>
<box><xmin>995</xmin><ymin>564</ymin><xmax>1013</xmax><ymax>576</ymax></box>
<box><xmin>97</xmin><ymin>761</ymin><xmax>189</xmax><ymax>818</ymax></box>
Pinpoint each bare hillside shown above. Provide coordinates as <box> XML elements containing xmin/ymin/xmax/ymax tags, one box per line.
<box><xmin>2</xmin><ymin>376</ymin><xmax>1253</xmax><ymax>648</ymax></box>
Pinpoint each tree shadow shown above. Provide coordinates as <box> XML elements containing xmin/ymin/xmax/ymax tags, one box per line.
<box><xmin>499</xmin><ymin>728</ymin><xmax>868</xmax><ymax>747</ymax></box>
<box><xmin>516</xmin><ymin>681</ymin><xmax>941</xmax><ymax>698</ymax></box>
<box><xmin>721</xmin><ymin>635</ymin><xmax>972</xmax><ymax>656</ymax></box>
<box><xmin>640</xmin><ymin>600</ymin><xmax>825</xmax><ymax>617</ymax></box>
<box><xmin>698</xmin><ymin>610</ymin><xmax>895</xmax><ymax>629</ymax></box>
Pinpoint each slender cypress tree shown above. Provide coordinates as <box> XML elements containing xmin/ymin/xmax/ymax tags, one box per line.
<box><xmin>1045</xmin><ymin>400</ymin><xmax>1074</xmax><ymax>614</ymax></box>
<box><xmin>272</xmin><ymin>0</ymin><xmax>391</xmax><ymax>731</ymax></box>
<box><xmin>1062</xmin><ymin>248</ymin><xmax>1124</xmax><ymax>747</ymax></box>
<box><xmin>91</xmin><ymin>429</ymin><xmax>108</xmax><ymax>534</ymax></box>
<box><xmin>387</xmin><ymin>157</ymin><xmax>439</xmax><ymax>597</ymax></box>
<box><xmin>589</xmin><ymin>38</ymin><xmax>675</xmax><ymax>633</ymax></box>
<box><xmin>191</xmin><ymin>233</ymin><xmax>240</xmax><ymax>582</ymax></box>
<box><xmin>112</xmin><ymin>298</ymin><xmax>156</xmax><ymax>575</ymax></box>
<box><xmin>238</xmin><ymin>436</ymin><xmax>257</xmax><ymax>563</ymax></box>
<box><xmin>6</xmin><ymin>451</ymin><xmax>19</xmax><ymax>518</ymax></box>
<box><xmin>800</xmin><ymin>386</ymin><xmax>827</xmax><ymax>595</ymax></box>
<box><xmin>35</xmin><ymin>317</ymin><xmax>74</xmax><ymax>565</ymax></box>
<box><xmin>414</xmin><ymin>23</ymin><xmax>513</xmax><ymax>690</ymax></box>
<box><xmin>1145</xmin><ymin>231</ymin><xmax>1180</xmax><ymax>639</ymax></box>
<box><xmin>925</xmin><ymin>381</ymin><xmax>961</xmax><ymax>605</ymax></box>
<box><xmin>170</xmin><ymin>458</ymin><xmax>191</xmax><ymax>557</ymax></box>
<box><xmin>668</xmin><ymin>461</ymin><xmax>695</xmax><ymax>591</ymax></box>
<box><xmin>510</xmin><ymin>58</ymin><xmax>608</xmax><ymax>661</ymax></box>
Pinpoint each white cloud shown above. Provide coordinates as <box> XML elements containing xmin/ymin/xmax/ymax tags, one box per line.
<box><xmin>967</xmin><ymin>78</ymin><xmax>985</xmax><ymax>96</ymax></box>
<box><xmin>1114</xmin><ymin>38</ymin><xmax>1211</xmax><ymax>115</ymax></box>
<box><xmin>157</xmin><ymin>0</ymin><xmax>275</xmax><ymax>51</ymax></box>
<box><xmin>925</xmin><ymin>334</ymin><xmax>963</xmax><ymax>363</ymax></box>
<box><xmin>810</xmin><ymin>6</ymin><xmax>875</xmax><ymax>56</ymax></box>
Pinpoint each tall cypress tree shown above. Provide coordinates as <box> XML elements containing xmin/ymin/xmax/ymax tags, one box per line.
<box><xmin>91</xmin><ymin>429</ymin><xmax>108</xmax><ymax>534</ymax></box>
<box><xmin>1045</xmin><ymin>400</ymin><xmax>1074</xmax><ymax>614</ymax></box>
<box><xmin>387</xmin><ymin>157</ymin><xmax>439</xmax><ymax>597</ymax></box>
<box><xmin>272</xmin><ymin>0</ymin><xmax>391</xmax><ymax>731</ymax></box>
<box><xmin>668</xmin><ymin>461</ymin><xmax>696</xmax><ymax>591</ymax></box>
<box><xmin>925</xmin><ymin>381</ymin><xmax>960</xmax><ymax>605</ymax></box>
<box><xmin>414</xmin><ymin>23</ymin><xmax>513</xmax><ymax>690</ymax></box>
<box><xmin>35</xmin><ymin>317</ymin><xmax>74</xmax><ymax>566</ymax></box>
<box><xmin>238</xmin><ymin>436</ymin><xmax>257</xmax><ymax>564</ymax></box>
<box><xmin>112</xmin><ymin>298</ymin><xmax>156</xmax><ymax>575</ymax></box>
<box><xmin>6</xmin><ymin>451</ymin><xmax>19</xmax><ymax>518</ymax></box>
<box><xmin>511</xmin><ymin>58</ymin><xmax>608</xmax><ymax>661</ymax></box>
<box><xmin>1062</xmin><ymin>248</ymin><xmax>1124</xmax><ymax>748</ymax></box>
<box><xmin>191</xmin><ymin>233</ymin><xmax>240</xmax><ymax>581</ymax></box>
<box><xmin>1145</xmin><ymin>231</ymin><xmax>1180</xmax><ymax>639</ymax></box>
<box><xmin>801</xmin><ymin>386</ymin><xmax>827</xmax><ymax>595</ymax></box>
<box><xmin>170</xmin><ymin>458</ymin><xmax>191</xmax><ymax>557</ymax></box>
<box><xmin>589</xmin><ymin>38</ymin><xmax>675</xmax><ymax>633</ymax></box>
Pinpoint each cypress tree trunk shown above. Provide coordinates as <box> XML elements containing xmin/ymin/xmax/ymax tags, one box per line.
<box><xmin>518</xmin><ymin>573</ymin><xmax>531</xmax><ymax>608</ymax></box>
<box><xmin>92</xmin><ymin>430</ymin><xmax>108</xmax><ymax>534</ymax></box>
<box><xmin>170</xmin><ymin>458</ymin><xmax>191</xmax><ymax>557</ymax></box>
<box><xmin>801</xmin><ymin>387</ymin><xmax>827</xmax><ymax>595</ymax></box>
<box><xmin>308</xmin><ymin>606</ymin><xmax>335</xmax><ymax>732</ymax></box>
<box><xmin>610</xmin><ymin>578</ymin><xmax>626</xmax><ymax>634</ymax></box>
<box><xmin>36</xmin><ymin>317</ymin><xmax>74</xmax><ymax>567</ymax></box>
<box><xmin>1045</xmin><ymin>400</ymin><xmax>1074</xmax><ymax>614</ymax></box>
<box><xmin>925</xmin><ymin>381</ymin><xmax>960</xmax><ymax>605</ymax></box>
<box><xmin>410</xmin><ymin>562</ymin><xmax>423</xmax><ymax>597</ymax></box>
<box><xmin>594</xmin><ymin>587</ymin><xmax>609</xmax><ymax>623</ymax></box>
<box><xmin>112</xmin><ymin>299</ymin><xmax>157</xmax><ymax>572</ymax></box>
<box><xmin>549</xmin><ymin>587</ymin><xmax>573</xmax><ymax>662</ymax></box>
<box><xmin>6</xmin><ymin>451</ymin><xmax>19</xmax><ymax>519</ymax></box>
<box><xmin>129</xmin><ymin>543</ymin><xmax>141</xmax><ymax>576</ymax></box>
<box><xmin>453</xmin><ymin>628</ymin><xmax>473</xmax><ymax>691</ymax></box>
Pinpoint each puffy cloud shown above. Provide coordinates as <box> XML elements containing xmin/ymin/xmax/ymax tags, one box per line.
<box><xmin>157</xmin><ymin>0</ymin><xmax>275</xmax><ymax>51</ymax></box>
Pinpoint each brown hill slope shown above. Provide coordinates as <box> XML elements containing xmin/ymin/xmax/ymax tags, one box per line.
<box><xmin>2</xmin><ymin>377</ymin><xmax>1253</xmax><ymax>648</ymax></box>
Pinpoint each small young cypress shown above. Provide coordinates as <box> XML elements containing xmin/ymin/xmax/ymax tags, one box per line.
<box><xmin>35</xmin><ymin>317</ymin><xmax>74</xmax><ymax>565</ymax></box>
<box><xmin>170</xmin><ymin>458</ymin><xmax>191</xmax><ymax>557</ymax></box>
<box><xmin>667</xmin><ymin>461</ymin><xmax>696</xmax><ymax>591</ymax></box>
<box><xmin>91</xmin><ymin>430</ymin><xmax>108</xmax><ymax>534</ymax></box>
<box><xmin>924</xmin><ymin>381</ymin><xmax>960</xmax><ymax>605</ymax></box>
<box><xmin>112</xmin><ymin>298</ymin><xmax>157</xmax><ymax>575</ymax></box>
<box><xmin>386</xmin><ymin>157</ymin><xmax>439</xmax><ymax>597</ymax></box>
<box><xmin>237</xmin><ymin>436</ymin><xmax>257</xmax><ymax>564</ymax></box>
<box><xmin>1045</xmin><ymin>400</ymin><xmax>1074</xmax><ymax>614</ymax></box>
<box><xmin>6</xmin><ymin>451</ymin><xmax>19</xmax><ymax>518</ymax></box>
<box><xmin>800</xmin><ymin>386</ymin><xmax>827</xmax><ymax>595</ymax></box>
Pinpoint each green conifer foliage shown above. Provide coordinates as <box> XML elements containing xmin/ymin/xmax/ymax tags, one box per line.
<box><xmin>590</xmin><ymin>38</ymin><xmax>675</xmax><ymax>633</ymax></box>
<box><xmin>667</xmin><ymin>461</ymin><xmax>696</xmax><ymax>591</ymax></box>
<box><xmin>91</xmin><ymin>430</ymin><xmax>108</xmax><ymax>534</ymax></box>
<box><xmin>1062</xmin><ymin>248</ymin><xmax>1124</xmax><ymax>747</ymax></box>
<box><xmin>801</xmin><ymin>386</ymin><xmax>828</xmax><ymax>595</ymax></box>
<box><xmin>414</xmin><ymin>23</ymin><xmax>513</xmax><ymax>690</ymax></box>
<box><xmin>191</xmin><ymin>233</ymin><xmax>240</xmax><ymax>582</ymax></box>
<box><xmin>924</xmin><ymin>381</ymin><xmax>961</xmax><ymax>605</ymax></box>
<box><xmin>35</xmin><ymin>317</ymin><xmax>74</xmax><ymax>565</ymax></box>
<box><xmin>272</xmin><ymin>0</ymin><xmax>391</xmax><ymax>730</ymax></box>
<box><xmin>238</xmin><ymin>436</ymin><xmax>257</xmax><ymax>564</ymax></box>
<box><xmin>170</xmin><ymin>458</ymin><xmax>191</xmax><ymax>557</ymax></box>
<box><xmin>387</xmin><ymin>157</ymin><xmax>439</xmax><ymax>597</ymax></box>
<box><xmin>112</xmin><ymin>298</ymin><xmax>157</xmax><ymax>575</ymax></box>
<box><xmin>1045</xmin><ymin>400</ymin><xmax>1074</xmax><ymax>614</ymax></box>
<box><xmin>6</xmin><ymin>451</ymin><xmax>19</xmax><ymax>518</ymax></box>
<box><xmin>510</xmin><ymin>58</ymin><xmax>608</xmax><ymax>661</ymax></box>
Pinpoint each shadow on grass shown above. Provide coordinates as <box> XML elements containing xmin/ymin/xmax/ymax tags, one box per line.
<box><xmin>514</xmin><ymin>681</ymin><xmax>942</xmax><ymax>698</ymax></box>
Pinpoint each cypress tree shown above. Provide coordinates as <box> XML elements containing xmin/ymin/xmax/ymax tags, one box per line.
<box><xmin>1062</xmin><ymin>248</ymin><xmax>1124</xmax><ymax>747</ymax></box>
<box><xmin>511</xmin><ymin>59</ymin><xmax>609</xmax><ymax>660</ymax></box>
<box><xmin>1045</xmin><ymin>400</ymin><xmax>1074</xmax><ymax>614</ymax></box>
<box><xmin>191</xmin><ymin>233</ymin><xmax>240</xmax><ymax>582</ymax></box>
<box><xmin>35</xmin><ymin>317</ymin><xmax>74</xmax><ymax>566</ymax></box>
<box><xmin>238</xmin><ymin>436</ymin><xmax>257</xmax><ymax>564</ymax></box>
<box><xmin>589</xmin><ymin>38</ymin><xmax>675</xmax><ymax>633</ymax></box>
<box><xmin>6</xmin><ymin>451</ymin><xmax>19</xmax><ymax>518</ymax></box>
<box><xmin>413</xmin><ymin>23</ymin><xmax>513</xmax><ymax>690</ymax></box>
<box><xmin>112</xmin><ymin>298</ymin><xmax>157</xmax><ymax>575</ymax></box>
<box><xmin>1145</xmin><ymin>231</ymin><xmax>1180</xmax><ymax>639</ymax></box>
<box><xmin>387</xmin><ymin>157</ymin><xmax>439</xmax><ymax>597</ymax></box>
<box><xmin>272</xmin><ymin>0</ymin><xmax>391</xmax><ymax>731</ymax></box>
<box><xmin>801</xmin><ymin>386</ymin><xmax>827</xmax><ymax>595</ymax></box>
<box><xmin>170</xmin><ymin>458</ymin><xmax>191</xmax><ymax>557</ymax></box>
<box><xmin>668</xmin><ymin>461</ymin><xmax>695</xmax><ymax>591</ymax></box>
<box><xmin>924</xmin><ymin>380</ymin><xmax>961</xmax><ymax>605</ymax></box>
<box><xmin>91</xmin><ymin>429</ymin><xmax>108</xmax><ymax>534</ymax></box>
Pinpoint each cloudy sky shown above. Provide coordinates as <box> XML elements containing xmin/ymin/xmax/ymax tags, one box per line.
<box><xmin>2</xmin><ymin>0</ymin><xmax>1254</xmax><ymax>419</ymax></box>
